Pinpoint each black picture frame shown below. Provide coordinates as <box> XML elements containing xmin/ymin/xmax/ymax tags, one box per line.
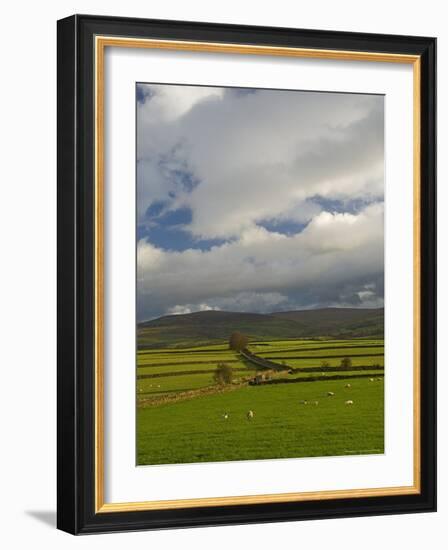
<box><xmin>57</xmin><ymin>14</ymin><xmax>436</xmax><ymax>534</ymax></box>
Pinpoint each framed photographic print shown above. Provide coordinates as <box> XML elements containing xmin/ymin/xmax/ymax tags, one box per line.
<box><xmin>57</xmin><ymin>14</ymin><xmax>436</xmax><ymax>534</ymax></box>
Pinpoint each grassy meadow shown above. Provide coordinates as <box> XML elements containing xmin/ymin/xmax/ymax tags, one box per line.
<box><xmin>137</xmin><ymin>336</ymin><xmax>384</xmax><ymax>465</ymax></box>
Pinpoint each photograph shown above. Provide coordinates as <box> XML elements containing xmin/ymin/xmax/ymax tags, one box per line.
<box><xmin>54</xmin><ymin>11</ymin><xmax>436</xmax><ymax>535</ymax></box>
<box><xmin>135</xmin><ymin>83</ymin><xmax>385</xmax><ymax>466</ymax></box>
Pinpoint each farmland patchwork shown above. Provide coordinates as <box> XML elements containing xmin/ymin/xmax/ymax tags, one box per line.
<box><xmin>137</xmin><ymin>336</ymin><xmax>384</xmax><ymax>465</ymax></box>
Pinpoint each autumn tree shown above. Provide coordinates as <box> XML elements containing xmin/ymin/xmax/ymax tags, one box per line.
<box><xmin>229</xmin><ymin>332</ymin><xmax>249</xmax><ymax>351</ymax></box>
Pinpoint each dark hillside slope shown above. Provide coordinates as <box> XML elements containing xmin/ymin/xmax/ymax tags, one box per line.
<box><xmin>138</xmin><ymin>308</ymin><xmax>384</xmax><ymax>348</ymax></box>
<box><xmin>271</xmin><ymin>308</ymin><xmax>384</xmax><ymax>339</ymax></box>
<box><xmin>138</xmin><ymin>310</ymin><xmax>307</xmax><ymax>348</ymax></box>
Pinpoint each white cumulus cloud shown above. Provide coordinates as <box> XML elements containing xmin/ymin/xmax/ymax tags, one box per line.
<box><xmin>136</xmin><ymin>84</ymin><xmax>384</xmax><ymax>319</ymax></box>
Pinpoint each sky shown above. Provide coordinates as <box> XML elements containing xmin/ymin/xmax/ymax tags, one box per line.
<box><xmin>136</xmin><ymin>83</ymin><xmax>384</xmax><ymax>321</ymax></box>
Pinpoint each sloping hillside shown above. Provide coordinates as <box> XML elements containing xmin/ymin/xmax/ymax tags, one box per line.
<box><xmin>138</xmin><ymin>308</ymin><xmax>384</xmax><ymax>348</ymax></box>
<box><xmin>138</xmin><ymin>310</ymin><xmax>307</xmax><ymax>348</ymax></box>
<box><xmin>271</xmin><ymin>308</ymin><xmax>384</xmax><ymax>339</ymax></box>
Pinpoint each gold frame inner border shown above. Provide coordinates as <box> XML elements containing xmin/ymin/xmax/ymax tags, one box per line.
<box><xmin>94</xmin><ymin>35</ymin><xmax>421</xmax><ymax>514</ymax></box>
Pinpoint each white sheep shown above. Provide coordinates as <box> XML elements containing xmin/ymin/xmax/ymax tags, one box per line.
<box><xmin>369</xmin><ymin>378</ymin><xmax>375</xmax><ymax>382</ymax></box>
<box><xmin>223</xmin><ymin>412</ymin><xmax>229</xmax><ymax>420</ymax></box>
<box><xmin>246</xmin><ymin>410</ymin><xmax>254</xmax><ymax>420</ymax></box>
<box><xmin>345</xmin><ymin>383</ymin><xmax>351</xmax><ymax>388</ymax></box>
<box><xmin>299</xmin><ymin>400</ymin><xmax>307</xmax><ymax>405</ymax></box>
<box><xmin>327</xmin><ymin>391</ymin><xmax>335</xmax><ymax>397</ymax></box>
<box><xmin>345</xmin><ymin>400</ymin><xmax>354</xmax><ymax>405</ymax></box>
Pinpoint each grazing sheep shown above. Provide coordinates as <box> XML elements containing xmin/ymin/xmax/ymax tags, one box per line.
<box><xmin>223</xmin><ymin>412</ymin><xmax>229</xmax><ymax>420</ymax></box>
<box><xmin>312</xmin><ymin>400</ymin><xmax>319</xmax><ymax>406</ymax></box>
<box><xmin>299</xmin><ymin>400</ymin><xmax>307</xmax><ymax>405</ymax></box>
<box><xmin>345</xmin><ymin>400</ymin><xmax>354</xmax><ymax>405</ymax></box>
<box><xmin>246</xmin><ymin>410</ymin><xmax>254</xmax><ymax>420</ymax></box>
<box><xmin>369</xmin><ymin>378</ymin><xmax>375</xmax><ymax>382</ymax></box>
<box><xmin>376</xmin><ymin>378</ymin><xmax>382</xmax><ymax>381</ymax></box>
<box><xmin>327</xmin><ymin>391</ymin><xmax>335</xmax><ymax>397</ymax></box>
<box><xmin>345</xmin><ymin>383</ymin><xmax>351</xmax><ymax>388</ymax></box>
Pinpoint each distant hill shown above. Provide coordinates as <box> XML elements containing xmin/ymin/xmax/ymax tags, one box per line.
<box><xmin>271</xmin><ymin>308</ymin><xmax>384</xmax><ymax>338</ymax></box>
<box><xmin>138</xmin><ymin>308</ymin><xmax>384</xmax><ymax>349</ymax></box>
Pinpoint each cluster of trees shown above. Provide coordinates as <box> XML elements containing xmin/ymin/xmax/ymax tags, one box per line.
<box><xmin>229</xmin><ymin>332</ymin><xmax>249</xmax><ymax>351</ymax></box>
<box><xmin>320</xmin><ymin>357</ymin><xmax>353</xmax><ymax>369</ymax></box>
<box><xmin>215</xmin><ymin>332</ymin><xmax>250</xmax><ymax>385</ymax></box>
<box><xmin>214</xmin><ymin>363</ymin><xmax>233</xmax><ymax>385</ymax></box>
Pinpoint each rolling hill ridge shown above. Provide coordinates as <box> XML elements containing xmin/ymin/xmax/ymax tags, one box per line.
<box><xmin>138</xmin><ymin>307</ymin><xmax>384</xmax><ymax>348</ymax></box>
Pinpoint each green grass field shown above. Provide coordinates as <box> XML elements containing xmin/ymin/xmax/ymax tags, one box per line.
<box><xmin>136</xmin><ymin>337</ymin><xmax>384</xmax><ymax>465</ymax></box>
<box><xmin>137</xmin><ymin>378</ymin><xmax>384</xmax><ymax>464</ymax></box>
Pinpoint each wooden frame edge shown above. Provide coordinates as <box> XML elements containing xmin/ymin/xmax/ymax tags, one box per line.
<box><xmin>97</xmin><ymin>486</ymin><xmax>420</xmax><ymax>513</ymax></box>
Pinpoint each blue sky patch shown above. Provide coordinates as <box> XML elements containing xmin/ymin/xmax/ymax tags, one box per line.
<box><xmin>136</xmin><ymin>84</ymin><xmax>155</xmax><ymax>105</ymax></box>
<box><xmin>257</xmin><ymin>218</ymin><xmax>309</xmax><ymax>236</ymax></box>
<box><xmin>139</xmin><ymin>203</ymin><xmax>227</xmax><ymax>252</ymax></box>
<box><xmin>311</xmin><ymin>195</ymin><xmax>375</xmax><ymax>214</ymax></box>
